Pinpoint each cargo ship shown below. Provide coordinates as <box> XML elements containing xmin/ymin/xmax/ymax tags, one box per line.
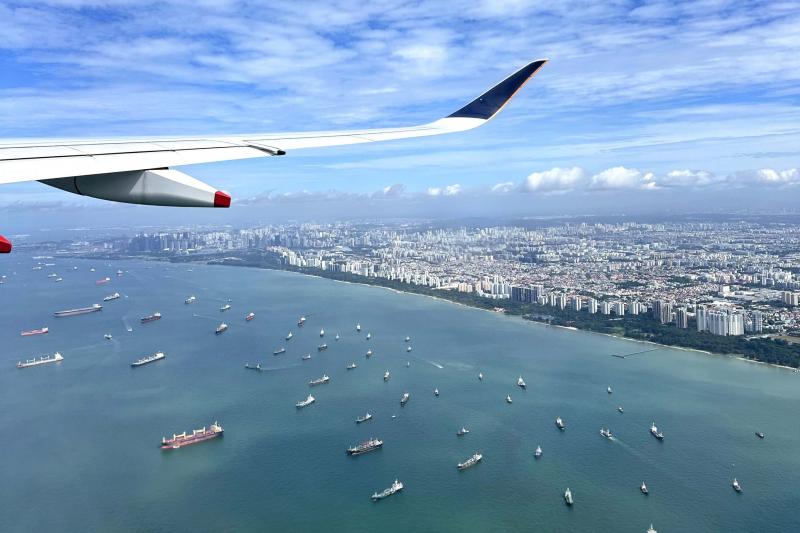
<box><xmin>220</xmin><ymin>303</ymin><xmax>231</xmax><ymax>312</ymax></box>
<box><xmin>17</xmin><ymin>352</ymin><xmax>63</xmax><ymax>368</ymax></box>
<box><xmin>103</xmin><ymin>292</ymin><xmax>120</xmax><ymax>302</ymax></box>
<box><xmin>273</xmin><ymin>347</ymin><xmax>286</xmax><ymax>355</ymax></box>
<box><xmin>54</xmin><ymin>304</ymin><xmax>102</xmax><ymax>317</ymax></box>
<box><xmin>308</xmin><ymin>374</ymin><xmax>330</xmax><ymax>386</ymax></box>
<box><xmin>140</xmin><ymin>312</ymin><xmax>161</xmax><ymax>324</ymax></box>
<box><xmin>184</xmin><ymin>295</ymin><xmax>196</xmax><ymax>304</ymax></box>
<box><xmin>131</xmin><ymin>352</ymin><xmax>165</xmax><ymax>368</ymax></box>
<box><xmin>347</xmin><ymin>437</ymin><xmax>383</xmax><ymax>456</ymax></box>
<box><xmin>96</xmin><ymin>277</ymin><xmax>111</xmax><ymax>285</ymax></box>
<box><xmin>296</xmin><ymin>394</ymin><xmax>315</xmax><ymax>408</ymax></box>
<box><xmin>216</xmin><ymin>323</ymin><xmax>228</xmax><ymax>335</ymax></box>
<box><xmin>371</xmin><ymin>479</ymin><xmax>403</xmax><ymax>501</ymax></box>
<box><xmin>457</xmin><ymin>452</ymin><xmax>482</xmax><ymax>470</ymax></box>
<box><xmin>161</xmin><ymin>422</ymin><xmax>223</xmax><ymax>450</ymax></box>
<box><xmin>21</xmin><ymin>327</ymin><xmax>49</xmax><ymax>336</ymax></box>
<box><xmin>246</xmin><ymin>312</ymin><xmax>255</xmax><ymax>322</ymax></box>
<box><xmin>400</xmin><ymin>392</ymin><xmax>410</xmax><ymax>406</ymax></box>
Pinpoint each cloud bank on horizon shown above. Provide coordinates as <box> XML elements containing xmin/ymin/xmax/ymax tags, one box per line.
<box><xmin>0</xmin><ymin>0</ymin><xmax>799</xmax><ymax>220</ymax></box>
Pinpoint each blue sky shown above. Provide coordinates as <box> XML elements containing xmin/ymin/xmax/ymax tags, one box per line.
<box><xmin>1</xmin><ymin>0</ymin><xmax>799</xmax><ymax>230</ymax></box>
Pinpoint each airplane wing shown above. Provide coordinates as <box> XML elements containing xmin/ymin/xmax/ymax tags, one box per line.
<box><xmin>0</xmin><ymin>59</ymin><xmax>547</xmax><ymax>252</ymax></box>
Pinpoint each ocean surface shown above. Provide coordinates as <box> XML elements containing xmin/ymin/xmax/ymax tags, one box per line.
<box><xmin>1</xmin><ymin>254</ymin><xmax>799</xmax><ymax>533</ymax></box>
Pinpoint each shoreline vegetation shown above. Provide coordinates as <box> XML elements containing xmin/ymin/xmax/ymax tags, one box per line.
<box><xmin>97</xmin><ymin>250</ymin><xmax>800</xmax><ymax>370</ymax></box>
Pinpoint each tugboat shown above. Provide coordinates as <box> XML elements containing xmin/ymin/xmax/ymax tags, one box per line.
<box><xmin>556</xmin><ymin>417</ymin><xmax>565</xmax><ymax>430</ymax></box>
<box><xmin>347</xmin><ymin>437</ymin><xmax>383</xmax><ymax>456</ymax></box>
<box><xmin>302</xmin><ymin>353</ymin><xmax>312</xmax><ymax>361</ymax></box>
<box><xmin>564</xmin><ymin>488</ymin><xmax>573</xmax><ymax>506</ymax></box>
<box><xmin>286</xmin><ymin>332</ymin><xmax>293</xmax><ymax>340</ymax></box>
<box><xmin>296</xmin><ymin>394</ymin><xmax>315</xmax><ymax>408</ymax></box>
<box><xmin>317</xmin><ymin>344</ymin><xmax>328</xmax><ymax>351</ymax></box>
<box><xmin>346</xmin><ymin>362</ymin><xmax>357</xmax><ymax>370</ymax></box>
<box><xmin>650</xmin><ymin>422</ymin><xmax>664</xmax><ymax>440</ymax></box>
<box><xmin>456</xmin><ymin>427</ymin><xmax>469</xmax><ymax>436</ymax></box>
<box><xmin>220</xmin><ymin>303</ymin><xmax>231</xmax><ymax>312</ymax></box>
<box><xmin>755</xmin><ymin>431</ymin><xmax>765</xmax><ymax>439</ymax></box>
<box><xmin>371</xmin><ymin>479</ymin><xmax>403</xmax><ymax>501</ymax></box>
<box><xmin>434</xmin><ymin>388</ymin><xmax>439</xmax><ymax>397</ymax></box>
<box><xmin>640</xmin><ymin>481</ymin><xmax>648</xmax><ymax>495</ymax></box>
<box><xmin>273</xmin><ymin>347</ymin><xmax>286</xmax><ymax>355</ymax></box>
<box><xmin>600</xmin><ymin>427</ymin><xmax>613</xmax><ymax>438</ymax></box>
<box><xmin>732</xmin><ymin>478</ymin><xmax>742</xmax><ymax>493</ymax></box>
<box><xmin>534</xmin><ymin>445</ymin><xmax>542</xmax><ymax>459</ymax></box>
<box><xmin>366</xmin><ymin>349</ymin><xmax>373</xmax><ymax>358</ymax></box>
<box><xmin>384</xmin><ymin>371</ymin><xmax>390</xmax><ymax>381</ymax></box>
<box><xmin>517</xmin><ymin>376</ymin><xmax>526</xmax><ymax>389</ymax></box>
<box><xmin>457</xmin><ymin>452</ymin><xmax>482</xmax><ymax>470</ymax></box>
<box><xmin>618</xmin><ymin>406</ymin><xmax>624</xmax><ymax>413</ymax></box>
<box><xmin>308</xmin><ymin>374</ymin><xmax>330</xmax><ymax>386</ymax></box>
<box><xmin>215</xmin><ymin>323</ymin><xmax>228</xmax><ymax>335</ymax></box>
<box><xmin>400</xmin><ymin>392</ymin><xmax>410</xmax><ymax>406</ymax></box>
<box><xmin>506</xmin><ymin>395</ymin><xmax>513</xmax><ymax>404</ymax></box>
<box><xmin>246</xmin><ymin>312</ymin><xmax>255</xmax><ymax>322</ymax></box>
<box><xmin>298</xmin><ymin>316</ymin><xmax>306</xmax><ymax>327</ymax></box>
<box><xmin>320</xmin><ymin>328</ymin><xmax>325</xmax><ymax>337</ymax></box>
<box><xmin>478</xmin><ymin>372</ymin><xmax>483</xmax><ymax>381</ymax></box>
<box><xmin>356</xmin><ymin>413</ymin><xmax>372</xmax><ymax>424</ymax></box>
<box><xmin>244</xmin><ymin>363</ymin><xmax>262</xmax><ymax>371</ymax></box>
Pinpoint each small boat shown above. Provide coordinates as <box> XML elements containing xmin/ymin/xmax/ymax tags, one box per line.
<box><xmin>215</xmin><ymin>323</ymin><xmax>228</xmax><ymax>335</ymax></box>
<box><xmin>296</xmin><ymin>394</ymin><xmax>315</xmax><ymax>408</ymax></box>
<box><xmin>346</xmin><ymin>362</ymin><xmax>357</xmax><ymax>370</ymax></box>
<box><xmin>366</xmin><ymin>333</ymin><xmax>372</xmax><ymax>340</ymax></box>
<box><xmin>384</xmin><ymin>371</ymin><xmax>390</xmax><ymax>381</ymax></box>
<box><xmin>317</xmin><ymin>344</ymin><xmax>328</xmax><ymax>351</ymax></box>
<box><xmin>556</xmin><ymin>417</ymin><xmax>565</xmax><ymax>430</ymax></box>
<box><xmin>286</xmin><ymin>332</ymin><xmax>293</xmax><ymax>341</ymax></box>
<box><xmin>406</xmin><ymin>361</ymin><xmax>410</xmax><ymax>367</ymax></box>
<box><xmin>356</xmin><ymin>323</ymin><xmax>361</xmax><ymax>332</ymax></box>
<box><xmin>618</xmin><ymin>406</ymin><xmax>624</xmax><ymax>413</ymax></box>
<box><xmin>103</xmin><ymin>292</ymin><xmax>120</xmax><ymax>302</ymax></box>
<box><xmin>366</xmin><ymin>349</ymin><xmax>373</xmax><ymax>358</ymax></box>
<box><xmin>478</xmin><ymin>372</ymin><xmax>483</xmax><ymax>381</ymax></box>
<box><xmin>517</xmin><ymin>376</ymin><xmax>526</xmax><ymax>389</ymax></box>
<box><xmin>356</xmin><ymin>413</ymin><xmax>372</xmax><ymax>424</ymax></box>
<box><xmin>298</xmin><ymin>316</ymin><xmax>306</xmax><ymax>327</ymax></box>
<box><xmin>650</xmin><ymin>422</ymin><xmax>664</xmax><ymax>440</ymax></box>
<box><xmin>220</xmin><ymin>304</ymin><xmax>231</xmax><ymax>312</ymax></box>
<box><xmin>534</xmin><ymin>445</ymin><xmax>542</xmax><ymax>458</ymax></box>
<box><xmin>564</xmin><ymin>488</ymin><xmax>573</xmax><ymax>506</ymax></box>
<box><xmin>647</xmin><ymin>525</ymin><xmax>658</xmax><ymax>533</ymax></box>
<box><xmin>308</xmin><ymin>374</ymin><xmax>330</xmax><ymax>386</ymax></box>
<box><xmin>320</xmin><ymin>328</ymin><xmax>325</xmax><ymax>337</ymax></box>
<box><xmin>434</xmin><ymin>388</ymin><xmax>439</xmax><ymax>397</ymax></box>
<box><xmin>406</xmin><ymin>346</ymin><xmax>412</xmax><ymax>354</ymax></box>
<box><xmin>116</xmin><ymin>269</ymin><xmax>123</xmax><ymax>276</ymax></box>
<box><xmin>90</xmin><ymin>268</ymin><xmax>95</xmax><ymax>272</ymax></box>
<box><xmin>456</xmin><ymin>427</ymin><xmax>469</xmax><ymax>436</ymax></box>
<box><xmin>104</xmin><ymin>333</ymin><xmax>113</xmax><ymax>340</ymax></box>
<box><xmin>400</xmin><ymin>392</ymin><xmax>410</xmax><ymax>406</ymax></box>
<box><xmin>335</xmin><ymin>334</ymin><xmax>340</xmax><ymax>341</ymax></box>
<box><xmin>506</xmin><ymin>395</ymin><xmax>512</xmax><ymax>404</ymax></box>
<box><xmin>607</xmin><ymin>386</ymin><xmax>613</xmax><ymax>394</ymax></box>
<box><xmin>600</xmin><ymin>427</ymin><xmax>613</xmax><ymax>438</ymax></box>
<box><xmin>371</xmin><ymin>479</ymin><xmax>403</xmax><ymax>501</ymax></box>
<box><xmin>302</xmin><ymin>353</ymin><xmax>311</xmax><ymax>360</ymax></box>
<box><xmin>457</xmin><ymin>452</ymin><xmax>482</xmax><ymax>470</ymax></box>
<box><xmin>273</xmin><ymin>347</ymin><xmax>286</xmax><ymax>355</ymax></box>
<box><xmin>755</xmin><ymin>431</ymin><xmax>765</xmax><ymax>439</ymax></box>
<box><xmin>184</xmin><ymin>295</ymin><xmax>196</xmax><ymax>304</ymax></box>
<box><xmin>47</xmin><ymin>273</ymin><xmax>57</xmax><ymax>278</ymax></box>
<box><xmin>54</xmin><ymin>277</ymin><xmax>63</xmax><ymax>282</ymax></box>
<box><xmin>245</xmin><ymin>312</ymin><xmax>255</xmax><ymax>322</ymax></box>
<box><xmin>245</xmin><ymin>363</ymin><xmax>262</xmax><ymax>371</ymax></box>
<box><xmin>405</xmin><ymin>336</ymin><xmax>411</xmax><ymax>342</ymax></box>
<box><xmin>640</xmin><ymin>482</ymin><xmax>648</xmax><ymax>495</ymax></box>
<box><xmin>732</xmin><ymin>478</ymin><xmax>742</xmax><ymax>493</ymax></box>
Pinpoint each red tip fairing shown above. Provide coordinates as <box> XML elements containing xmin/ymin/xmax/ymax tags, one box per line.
<box><xmin>214</xmin><ymin>191</ymin><xmax>231</xmax><ymax>208</ymax></box>
<box><xmin>0</xmin><ymin>235</ymin><xmax>11</xmax><ymax>253</ymax></box>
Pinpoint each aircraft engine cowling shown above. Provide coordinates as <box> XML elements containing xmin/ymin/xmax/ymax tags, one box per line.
<box><xmin>40</xmin><ymin>169</ymin><xmax>230</xmax><ymax>208</ymax></box>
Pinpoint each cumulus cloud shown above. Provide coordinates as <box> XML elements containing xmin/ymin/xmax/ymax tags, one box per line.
<box><xmin>379</xmin><ymin>183</ymin><xmax>406</xmax><ymax>197</ymax></box>
<box><xmin>522</xmin><ymin>167</ymin><xmax>587</xmax><ymax>192</ymax></box>
<box><xmin>427</xmin><ymin>183</ymin><xmax>462</xmax><ymax>196</ymax></box>
<box><xmin>729</xmin><ymin>168</ymin><xmax>799</xmax><ymax>186</ymax></box>
<box><xmin>491</xmin><ymin>181</ymin><xmax>516</xmax><ymax>193</ymax></box>
<box><xmin>659</xmin><ymin>169</ymin><xmax>718</xmax><ymax>188</ymax></box>
<box><xmin>589</xmin><ymin>166</ymin><xmax>656</xmax><ymax>190</ymax></box>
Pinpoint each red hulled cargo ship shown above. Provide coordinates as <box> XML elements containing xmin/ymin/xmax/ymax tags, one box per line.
<box><xmin>21</xmin><ymin>327</ymin><xmax>49</xmax><ymax>336</ymax></box>
<box><xmin>161</xmin><ymin>422</ymin><xmax>223</xmax><ymax>450</ymax></box>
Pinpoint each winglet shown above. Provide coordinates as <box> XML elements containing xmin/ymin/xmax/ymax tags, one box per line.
<box><xmin>448</xmin><ymin>59</ymin><xmax>548</xmax><ymax>120</ymax></box>
<box><xmin>0</xmin><ymin>235</ymin><xmax>11</xmax><ymax>253</ymax></box>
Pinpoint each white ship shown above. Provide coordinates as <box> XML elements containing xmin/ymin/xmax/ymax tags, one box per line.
<box><xmin>346</xmin><ymin>362</ymin><xmax>357</xmax><ymax>369</ymax></box>
<box><xmin>456</xmin><ymin>427</ymin><xmax>469</xmax><ymax>436</ymax></box>
<box><xmin>556</xmin><ymin>417</ymin><xmax>565</xmax><ymax>430</ymax></box>
<box><xmin>732</xmin><ymin>478</ymin><xmax>742</xmax><ymax>493</ymax></box>
<box><xmin>184</xmin><ymin>295</ymin><xmax>196</xmax><ymax>304</ymax></box>
<box><xmin>434</xmin><ymin>388</ymin><xmax>439</xmax><ymax>397</ymax></box>
<box><xmin>607</xmin><ymin>386</ymin><xmax>613</xmax><ymax>394</ymax></box>
<box><xmin>405</xmin><ymin>336</ymin><xmax>411</xmax><ymax>342</ymax></box>
<box><xmin>506</xmin><ymin>395</ymin><xmax>513</xmax><ymax>404</ymax></box>
<box><xmin>534</xmin><ymin>445</ymin><xmax>542</xmax><ymax>458</ymax></box>
<box><xmin>650</xmin><ymin>422</ymin><xmax>664</xmax><ymax>440</ymax></box>
<box><xmin>286</xmin><ymin>332</ymin><xmax>293</xmax><ymax>341</ymax></box>
<box><xmin>335</xmin><ymin>334</ymin><xmax>340</xmax><ymax>341</ymax></box>
<box><xmin>302</xmin><ymin>353</ymin><xmax>312</xmax><ymax>360</ymax></box>
<box><xmin>104</xmin><ymin>334</ymin><xmax>113</xmax><ymax>340</ymax></box>
<box><xmin>356</xmin><ymin>323</ymin><xmax>361</xmax><ymax>332</ymax></box>
<box><xmin>564</xmin><ymin>488</ymin><xmax>573</xmax><ymax>506</ymax></box>
<box><xmin>457</xmin><ymin>452</ymin><xmax>482</xmax><ymax>470</ymax></box>
<box><xmin>356</xmin><ymin>413</ymin><xmax>372</xmax><ymax>424</ymax></box>
<box><xmin>384</xmin><ymin>370</ymin><xmax>390</xmax><ymax>381</ymax></box>
<box><xmin>308</xmin><ymin>374</ymin><xmax>330</xmax><ymax>386</ymax></box>
<box><xmin>478</xmin><ymin>372</ymin><xmax>483</xmax><ymax>381</ymax></box>
<box><xmin>647</xmin><ymin>525</ymin><xmax>657</xmax><ymax>533</ymax></box>
<box><xmin>400</xmin><ymin>392</ymin><xmax>410</xmax><ymax>405</ymax></box>
<box><xmin>406</xmin><ymin>345</ymin><xmax>412</xmax><ymax>352</ymax></box>
<box><xmin>296</xmin><ymin>394</ymin><xmax>315</xmax><ymax>408</ymax></box>
<box><xmin>320</xmin><ymin>328</ymin><xmax>325</xmax><ymax>337</ymax></box>
<box><xmin>366</xmin><ymin>332</ymin><xmax>371</xmax><ymax>340</ymax></box>
<box><xmin>366</xmin><ymin>349</ymin><xmax>373</xmax><ymax>358</ymax></box>
<box><xmin>371</xmin><ymin>479</ymin><xmax>403</xmax><ymax>501</ymax></box>
<box><xmin>220</xmin><ymin>303</ymin><xmax>231</xmax><ymax>312</ymax></box>
<box><xmin>600</xmin><ymin>427</ymin><xmax>613</xmax><ymax>438</ymax></box>
<box><xmin>103</xmin><ymin>292</ymin><xmax>120</xmax><ymax>301</ymax></box>
<box><xmin>517</xmin><ymin>375</ymin><xmax>526</xmax><ymax>389</ymax></box>
<box><xmin>641</xmin><ymin>482</ymin><xmax>648</xmax><ymax>495</ymax></box>
<box><xmin>17</xmin><ymin>352</ymin><xmax>63</xmax><ymax>368</ymax></box>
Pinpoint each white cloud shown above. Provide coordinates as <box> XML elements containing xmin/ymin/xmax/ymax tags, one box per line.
<box><xmin>522</xmin><ymin>167</ymin><xmax>587</xmax><ymax>192</ymax></box>
<box><xmin>589</xmin><ymin>166</ymin><xmax>656</xmax><ymax>190</ymax></box>
<box><xmin>380</xmin><ymin>183</ymin><xmax>406</xmax><ymax>197</ymax></box>
<box><xmin>491</xmin><ymin>181</ymin><xmax>516</xmax><ymax>193</ymax></box>
<box><xmin>659</xmin><ymin>169</ymin><xmax>718</xmax><ymax>188</ymax></box>
<box><xmin>427</xmin><ymin>183</ymin><xmax>462</xmax><ymax>196</ymax></box>
<box><xmin>729</xmin><ymin>168</ymin><xmax>800</xmax><ymax>186</ymax></box>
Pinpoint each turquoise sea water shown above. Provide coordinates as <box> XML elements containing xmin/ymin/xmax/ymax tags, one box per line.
<box><xmin>1</xmin><ymin>254</ymin><xmax>799</xmax><ymax>532</ymax></box>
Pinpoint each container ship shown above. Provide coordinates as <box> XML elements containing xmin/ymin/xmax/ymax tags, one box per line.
<box><xmin>21</xmin><ymin>327</ymin><xmax>49</xmax><ymax>336</ymax></box>
<box><xmin>103</xmin><ymin>292</ymin><xmax>120</xmax><ymax>302</ymax></box>
<box><xmin>161</xmin><ymin>422</ymin><xmax>223</xmax><ymax>450</ymax></box>
<box><xmin>140</xmin><ymin>312</ymin><xmax>162</xmax><ymax>324</ymax></box>
<box><xmin>347</xmin><ymin>437</ymin><xmax>383</xmax><ymax>456</ymax></box>
<box><xmin>54</xmin><ymin>304</ymin><xmax>102</xmax><ymax>317</ymax></box>
<box><xmin>96</xmin><ymin>277</ymin><xmax>111</xmax><ymax>285</ymax></box>
<box><xmin>131</xmin><ymin>352</ymin><xmax>165</xmax><ymax>368</ymax></box>
<box><xmin>17</xmin><ymin>352</ymin><xmax>63</xmax><ymax>368</ymax></box>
